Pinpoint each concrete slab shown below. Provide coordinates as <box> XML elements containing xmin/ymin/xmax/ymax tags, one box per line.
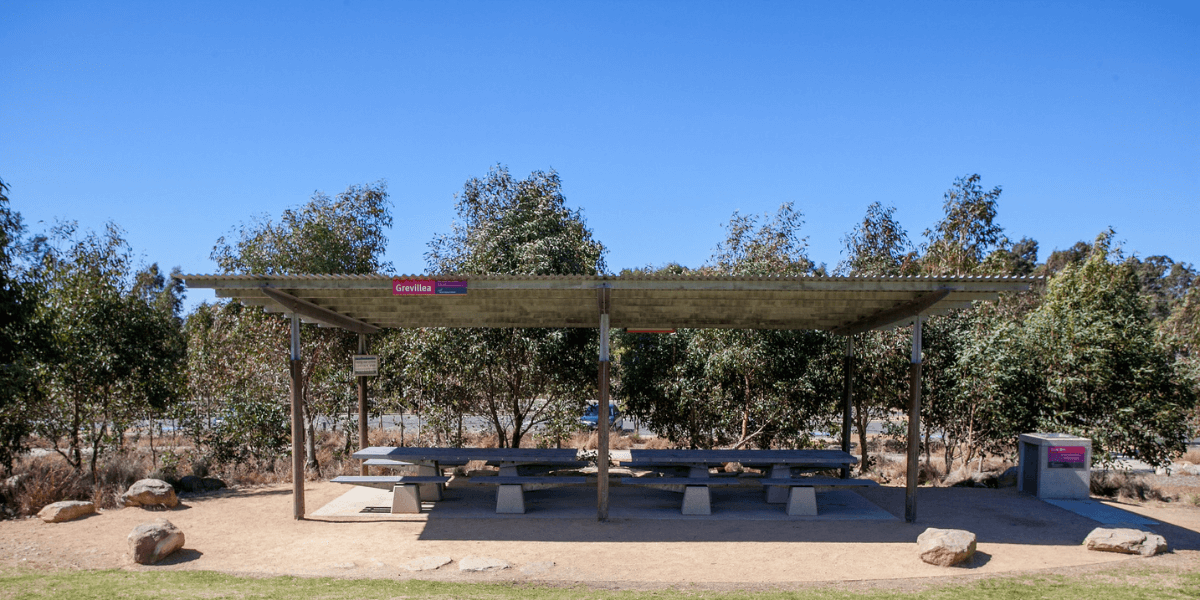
<box><xmin>312</xmin><ymin>481</ymin><xmax>895</xmax><ymax>521</ymax></box>
<box><xmin>1043</xmin><ymin>498</ymin><xmax>1159</xmax><ymax>526</ymax></box>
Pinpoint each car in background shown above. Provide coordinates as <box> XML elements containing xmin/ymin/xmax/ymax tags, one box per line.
<box><xmin>580</xmin><ymin>403</ymin><xmax>620</xmax><ymax>429</ymax></box>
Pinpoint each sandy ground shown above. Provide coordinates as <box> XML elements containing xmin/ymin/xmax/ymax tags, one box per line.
<box><xmin>1</xmin><ymin>481</ymin><xmax>1198</xmax><ymax>589</ymax></box>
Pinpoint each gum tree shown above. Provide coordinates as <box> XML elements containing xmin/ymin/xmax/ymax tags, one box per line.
<box><xmin>210</xmin><ymin>181</ymin><xmax>392</xmax><ymax>469</ymax></box>
<box><xmin>425</xmin><ymin>166</ymin><xmax>605</xmax><ymax>448</ymax></box>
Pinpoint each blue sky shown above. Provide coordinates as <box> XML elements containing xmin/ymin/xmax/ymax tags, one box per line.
<box><xmin>3</xmin><ymin>1</ymin><xmax>1197</xmax><ymax>310</ymax></box>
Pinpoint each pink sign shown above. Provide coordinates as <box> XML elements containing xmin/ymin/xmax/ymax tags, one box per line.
<box><xmin>392</xmin><ymin>279</ymin><xmax>468</xmax><ymax>296</ymax></box>
<box><xmin>1048</xmin><ymin>445</ymin><xmax>1086</xmax><ymax>469</ymax></box>
<box><xmin>393</xmin><ymin>279</ymin><xmax>435</xmax><ymax>295</ymax></box>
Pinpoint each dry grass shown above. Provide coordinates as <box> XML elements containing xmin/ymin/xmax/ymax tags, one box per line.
<box><xmin>1091</xmin><ymin>471</ymin><xmax>1168</xmax><ymax>502</ymax></box>
<box><xmin>567</xmin><ymin>431</ymin><xmax>635</xmax><ymax>450</ymax></box>
<box><xmin>1180</xmin><ymin>447</ymin><xmax>1200</xmax><ymax>464</ymax></box>
<box><xmin>1</xmin><ymin>452</ymin><xmax>155</xmax><ymax>517</ymax></box>
<box><xmin>640</xmin><ymin>436</ymin><xmax>675</xmax><ymax>449</ymax></box>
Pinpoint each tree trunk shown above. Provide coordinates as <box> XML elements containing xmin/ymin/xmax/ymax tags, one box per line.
<box><xmin>855</xmin><ymin>404</ymin><xmax>870</xmax><ymax>473</ymax></box>
<box><xmin>304</xmin><ymin>406</ymin><xmax>319</xmax><ymax>472</ymax></box>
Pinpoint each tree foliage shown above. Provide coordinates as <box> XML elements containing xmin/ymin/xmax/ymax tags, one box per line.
<box><xmin>619</xmin><ymin>205</ymin><xmax>841</xmax><ymax>450</ymax></box>
<box><xmin>1019</xmin><ymin>231</ymin><xmax>1196</xmax><ymax>466</ymax></box>
<box><xmin>424</xmin><ymin>166</ymin><xmax>605</xmax><ymax>448</ymax></box>
<box><xmin>32</xmin><ymin>222</ymin><xmax>186</xmax><ymax>478</ymax></box>
<box><xmin>0</xmin><ymin>178</ymin><xmax>50</xmax><ymax>473</ymax></box>
<box><xmin>209</xmin><ymin>181</ymin><xmax>394</xmax><ymax>468</ymax></box>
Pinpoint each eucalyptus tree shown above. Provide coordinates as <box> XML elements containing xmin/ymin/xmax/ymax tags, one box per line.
<box><xmin>836</xmin><ymin>202</ymin><xmax>917</xmax><ymax>470</ymax></box>
<box><xmin>1018</xmin><ymin>231</ymin><xmax>1196</xmax><ymax>467</ymax></box>
<box><xmin>425</xmin><ymin>166</ymin><xmax>605</xmax><ymax>448</ymax></box>
<box><xmin>210</xmin><ymin>181</ymin><xmax>392</xmax><ymax>468</ymax></box>
<box><xmin>921</xmin><ymin>174</ymin><xmax>1007</xmax><ymax>276</ymax></box>
<box><xmin>0</xmin><ymin>178</ymin><xmax>51</xmax><ymax>473</ymax></box>
<box><xmin>618</xmin><ymin>205</ymin><xmax>841</xmax><ymax>450</ymax></box>
<box><xmin>181</xmin><ymin>300</ymin><xmax>290</xmax><ymax>466</ymax></box>
<box><xmin>32</xmin><ymin>222</ymin><xmax>186</xmax><ymax>480</ymax></box>
<box><xmin>1160</xmin><ymin>288</ymin><xmax>1200</xmax><ymax>430</ymax></box>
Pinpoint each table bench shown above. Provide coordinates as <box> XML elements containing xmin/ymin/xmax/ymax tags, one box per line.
<box><xmin>621</xmin><ymin>476</ymin><xmax>749</xmax><ymax>515</ymax></box>
<box><xmin>622</xmin><ymin>449</ymin><xmax>859</xmax><ymax>514</ymax></box>
<box><xmin>330</xmin><ymin>475</ymin><xmax>452</xmax><ymax>513</ymax></box>
<box><xmin>458</xmin><ymin>475</ymin><xmax>589</xmax><ymax>513</ymax></box>
<box><xmin>759</xmin><ymin>477</ymin><xmax>879</xmax><ymax>516</ymax></box>
<box><xmin>350</xmin><ymin>447</ymin><xmax>588</xmax><ymax>514</ymax></box>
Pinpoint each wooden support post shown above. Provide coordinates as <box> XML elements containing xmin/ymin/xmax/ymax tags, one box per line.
<box><xmin>290</xmin><ymin>314</ymin><xmax>305</xmax><ymax>520</ymax></box>
<box><xmin>905</xmin><ymin>316</ymin><xmax>922</xmax><ymax>523</ymax></box>
<box><xmin>597</xmin><ymin>286</ymin><xmax>611</xmax><ymax>521</ymax></box>
<box><xmin>358</xmin><ymin>333</ymin><xmax>369</xmax><ymax>476</ymax></box>
<box><xmin>841</xmin><ymin>335</ymin><xmax>854</xmax><ymax>479</ymax></box>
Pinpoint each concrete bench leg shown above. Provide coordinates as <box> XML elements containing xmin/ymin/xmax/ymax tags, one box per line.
<box><xmin>391</xmin><ymin>484</ymin><xmax>421</xmax><ymax>514</ymax></box>
<box><xmin>496</xmin><ymin>484</ymin><xmax>526</xmax><ymax>514</ymax></box>
<box><xmin>785</xmin><ymin>487</ymin><xmax>817</xmax><ymax>516</ymax></box>
<box><xmin>416</xmin><ymin>463</ymin><xmax>443</xmax><ymax>501</ymax></box>
<box><xmin>681</xmin><ymin>485</ymin><xmax>711</xmax><ymax>515</ymax></box>
<box><xmin>766</xmin><ymin>465</ymin><xmax>790</xmax><ymax>504</ymax></box>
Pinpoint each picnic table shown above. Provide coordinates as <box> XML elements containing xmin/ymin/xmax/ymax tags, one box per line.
<box><xmin>334</xmin><ymin>447</ymin><xmax>588</xmax><ymax>514</ymax></box>
<box><xmin>621</xmin><ymin>448</ymin><xmax>864</xmax><ymax>515</ymax></box>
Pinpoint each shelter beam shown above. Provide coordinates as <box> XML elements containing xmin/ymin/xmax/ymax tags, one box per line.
<box><xmin>597</xmin><ymin>285</ymin><xmax>611</xmax><ymax>522</ymax></box>
<box><xmin>832</xmin><ymin>289</ymin><xmax>950</xmax><ymax>336</ymax></box>
<box><xmin>261</xmin><ymin>286</ymin><xmax>379</xmax><ymax>335</ymax></box>
<box><xmin>358</xmin><ymin>333</ymin><xmax>369</xmax><ymax>476</ymax></box>
<box><xmin>905</xmin><ymin>316</ymin><xmax>922</xmax><ymax>523</ymax></box>
<box><xmin>290</xmin><ymin>313</ymin><xmax>305</xmax><ymax>520</ymax></box>
<box><xmin>841</xmin><ymin>335</ymin><xmax>854</xmax><ymax>479</ymax></box>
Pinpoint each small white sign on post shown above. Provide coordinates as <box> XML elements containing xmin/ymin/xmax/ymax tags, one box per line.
<box><xmin>352</xmin><ymin>355</ymin><xmax>378</xmax><ymax>377</ymax></box>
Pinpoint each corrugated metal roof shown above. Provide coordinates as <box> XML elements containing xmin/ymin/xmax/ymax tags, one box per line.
<box><xmin>181</xmin><ymin>273</ymin><xmax>1037</xmax><ymax>332</ymax></box>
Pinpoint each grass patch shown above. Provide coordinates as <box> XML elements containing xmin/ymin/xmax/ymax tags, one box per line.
<box><xmin>0</xmin><ymin>568</ymin><xmax>1198</xmax><ymax>600</ymax></box>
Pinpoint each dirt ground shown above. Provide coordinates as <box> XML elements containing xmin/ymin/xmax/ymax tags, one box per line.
<box><xmin>1</xmin><ymin>481</ymin><xmax>1198</xmax><ymax>590</ymax></box>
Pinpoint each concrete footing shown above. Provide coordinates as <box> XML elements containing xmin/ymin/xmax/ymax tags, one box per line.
<box><xmin>415</xmin><ymin>464</ymin><xmax>443</xmax><ymax>501</ymax></box>
<box><xmin>391</xmin><ymin>484</ymin><xmax>421</xmax><ymax>513</ymax></box>
<box><xmin>765</xmin><ymin>465</ymin><xmax>790</xmax><ymax>503</ymax></box>
<box><xmin>681</xmin><ymin>486</ymin><xmax>711</xmax><ymax>515</ymax></box>
<box><xmin>786</xmin><ymin>487</ymin><xmax>818</xmax><ymax>516</ymax></box>
<box><xmin>496</xmin><ymin>485</ymin><xmax>526</xmax><ymax>514</ymax></box>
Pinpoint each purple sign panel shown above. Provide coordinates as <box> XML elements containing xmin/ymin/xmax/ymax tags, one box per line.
<box><xmin>392</xmin><ymin>279</ymin><xmax>468</xmax><ymax>296</ymax></box>
<box><xmin>435</xmin><ymin>280</ymin><xmax>468</xmax><ymax>295</ymax></box>
<box><xmin>1048</xmin><ymin>445</ymin><xmax>1086</xmax><ymax>469</ymax></box>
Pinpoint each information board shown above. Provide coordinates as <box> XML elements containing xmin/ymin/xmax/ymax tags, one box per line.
<box><xmin>352</xmin><ymin>355</ymin><xmax>379</xmax><ymax>377</ymax></box>
<box><xmin>1047</xmin><ymin>445</ymin><xmax>1086</xmax><ymax>469</ymax></box>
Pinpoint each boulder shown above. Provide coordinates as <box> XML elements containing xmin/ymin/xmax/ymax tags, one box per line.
<box><xmin>3</xmin><ymin>474</ymin><xmax>26</xmax><ymax>491</ymax></box>
<box><xmin>520</xmin><ymin>561</ymin><xmax>555</xmax><ymax>576</ymax></box>
<box><xmin>121</xmin><ymin>479</ymin><xmax>178</xmax><ymax>508</ymax></box>
<box><xmin>458</xmin><ymin>556</ymin><xmax>510</xmax><ymax>572</ymax></box>
<box><xmin>1084</xmin><ymin>527</ymin><xmax>1168</xmax><ymax>556</ymax></box>
<box><xmin>995</xmin><ymin>466</ymin><xmax>1018</xmax><ymax>488</ymax></box>
<box><xmin>917</xmin><ymin>528</ymin><xmax>977</xmax><ymax>566</ymax></box>
<box><xmin>128</xmin><ymin>518</ymin><xmax>185</xmax><ymax>564</ymax></box>
<box><xmin>37</xmin><ymin>500</ymin><xmax>95</xmax><ymax>523</ymax></box>
<box><xmin>177</xmin><ymin>476</ymin><xmax>227</xmax><ymax>494</ymax></box>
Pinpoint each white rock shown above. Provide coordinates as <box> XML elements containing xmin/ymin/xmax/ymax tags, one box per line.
<box><xmin>520</xmin><ymin>561</ymin><xmax>555</xmax><ymax>576</ymax></box>
<box><xmin>37</xmin><ymin>501</ymin><xmax>95</xmax><ymax>523</ymax></box>
<box><xmin>458</xmin><ymin>556</ymin><xmax>510</xmax><ymax>572</ymax></box>
<box><xmin>121</xmin><ymin>479</ymin><xmax>178</xmax><ymax>508</ymax></box>
<box><xmin>127</xmin><ymin>518</ymin><xmax>185</xmax><ymax>565</ymax></box>
<box><xmin>403</xmin><ymin>556</ymin><xmax>452</xmax><ymax>571</ymax></box>
<box><xmin>1084</xmin><ymin>527</ymin><xmax>1168</xmax><ymax>556</ymax></box>
<box><xmin>917</xmin><ymin>528</ymin><xmax>977</xmax><ymax>566</ymax></box>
